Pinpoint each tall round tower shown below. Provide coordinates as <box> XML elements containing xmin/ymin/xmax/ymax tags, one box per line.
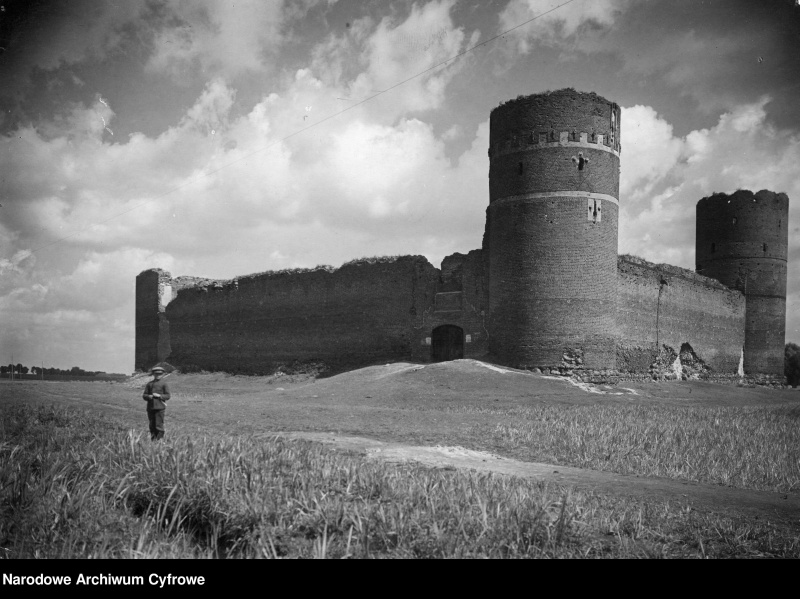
<box><xmin>485</xmin><ymin>89</ymin><xmax>621</xmax><ymax>369</ymax></box>
<box><xmin>696</xmin><ymin>190</ymin><xmax>789</xmax><ymax>375</ymax></box>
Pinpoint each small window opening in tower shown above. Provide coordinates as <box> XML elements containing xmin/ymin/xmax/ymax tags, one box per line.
<box><xmin>518</xmin><ymin>162</ymin><xmax>523</xmax><ymax>175</ymax></box>
<box><xmin>778</xmin><ymin>219</ymin><xmax>781</xmax><ymax>228</ymax></box>
<box><xmin>711</xmin><ymin>243</ymin><xmax>716</xmax><ymax>253</ymax></box>
<box><xmin>732</xmin><ymin>217</ymin><xmax>737</xmax><ymax>225</ymax></box>
<box><xmin>763</xmin><ymin>243</ymin><xmax>767</xmax><ymax>252</ymax></box>
<box><xmin>588</xmin><ymin>198</ymin><xmax>601</xmax><ymax>223</ymax></box>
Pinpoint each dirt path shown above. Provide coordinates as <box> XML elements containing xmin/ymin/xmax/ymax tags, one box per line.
<box><xmin>277</xmin><ymin>431</ymin><xmax>800</xmax><ymax>527</ymax></box>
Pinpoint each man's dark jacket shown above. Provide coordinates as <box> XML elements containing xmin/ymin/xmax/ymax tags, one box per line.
<box><xmin>143</xmin><ymin>379</ymin><xmax>171</xmax><ymax>410</ymax></box>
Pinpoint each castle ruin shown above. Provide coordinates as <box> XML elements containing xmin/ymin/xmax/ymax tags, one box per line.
<box><xmin>136</xmin><ymin>89</ymin><xmax>789</xmax><ymax>384</ymax></box>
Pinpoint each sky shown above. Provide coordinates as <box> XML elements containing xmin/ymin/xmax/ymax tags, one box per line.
<box><xmin>1</xmin><ymin>0</ymin><xmax>799</xmax><ymax>374</ymax></box>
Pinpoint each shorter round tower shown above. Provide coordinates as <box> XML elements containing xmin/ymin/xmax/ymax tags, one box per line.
<box><xmin>696</xmin><ymin>190</ymin><xmax>789</xmax><ymax>375</ymax></box>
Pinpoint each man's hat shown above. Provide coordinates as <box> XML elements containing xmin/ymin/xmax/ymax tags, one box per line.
<box><xmin>151</xmin><ymin>366</ymin><xmax>165</xmax><ymax>373</ymax></box>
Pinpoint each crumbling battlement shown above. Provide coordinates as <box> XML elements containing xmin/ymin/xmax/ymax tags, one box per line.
<box><xmin>619</xmin><ymin>255</ymin><xmax>737</xmax><ymax>292</ymax></box>
<box><xmin>490</xmin><ymin>89</ymin><xmax>621</xmax><ymax>154</ymax></box>
<box><xmin>168</xmin><ymin>256</ymin><xmax>415</xmax><ymax>297</ymax></box>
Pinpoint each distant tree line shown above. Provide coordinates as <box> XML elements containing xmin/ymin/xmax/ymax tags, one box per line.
<box><xmin>1</xmin><ymin>365</ymin><xmax>103</xmax><ymax>376</ymax></box>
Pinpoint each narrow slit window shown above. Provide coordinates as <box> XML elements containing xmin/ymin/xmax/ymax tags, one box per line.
<box><xmin>518</xmin><ymin>162</ymin><xmax>523</xmax><ymax>175</ymax></box>
<box><xmin>587</xmin><ymin>198</ymin><xmax>601</xmax><ymax>222</ymax></box>
<box><xmin>711</xmin><ymin>243</ymin><xmax>716</xmax><ymax>253</ymax></box>
<box><xmin>763</xmin><ymin>243</ymin><xmax>767</xmax><ymax>252</ymax></box>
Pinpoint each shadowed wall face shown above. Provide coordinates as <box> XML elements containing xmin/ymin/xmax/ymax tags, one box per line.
<box><xmin>616</xmin><ymin>257</ymin><xmax>745</xmax><ymax>374</ymax></box>
<box><xmin>696</xmin><ymin>190</ymin><xmax>789</xmax><ymax>375</ymax></box>
<box><xmin>164</xmin><ymin>257</ymin><xmax>440</xmax><ymax>374</ymax></box>
<box><xmin>486</xmin><ymin>89</ymin><xmax>621</xmax><ymax>369</ymax></box>
<box><xmin>135</xmin><ymin>269</ymin><xmax>172</xmax><ymax>371</ymax></box>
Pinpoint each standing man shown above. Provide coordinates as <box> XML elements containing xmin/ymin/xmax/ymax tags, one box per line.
<box><xmin>143</xmin><ymin>366</ymin><xmax>171</xmax><ymax>440</ymax></box>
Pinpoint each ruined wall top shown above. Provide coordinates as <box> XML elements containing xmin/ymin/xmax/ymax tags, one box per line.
<box><xmin>618</xmin><ymin>255</ymin><xmax>742</xmax><ymax>293</ymax></box>
<box><xmin>697</xmin><ymin>189</ymin><xmax>789</xmax><ymax>210</ymax></box>
<box><xmin>136</xmin><ymin>255</ymin><xmax>436</xmax><ymax>302</ymax></box>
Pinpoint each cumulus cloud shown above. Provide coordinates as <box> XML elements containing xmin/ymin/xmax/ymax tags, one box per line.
<box><xmin>621</xmin><ymin>97</ymin><xmax>800</xmax><ymax>260</ymax></box>
<box><xmin>498</xmin><ymin>0</ymin><xmax>630</xmax><ymax>52</ymax></box>
<box><xmin>146</xmin><ymin>0</ymin><xmax>285</xmax><ymax>78</ymax></box>
<box><xmin>619</xmin><ymin>105</ymin><xmax>683</xmax><ymax>202</ymax></box>
<box><xmin>301</xmin><ymin>0</ymin><xmax>474</xmax><ymax>124</ymax></box>
<box><xmin>0</xmin><ymin>1</ymin><xmax>486</xmax><ymax>371</ymax></box>
<box><xmin>0</xmin><ymin>249</ymin><xmax>34</xmax><ymax>279</ymax></box>
<box><xmin>619</xmin><ymin>96</ymin><xmax>800</xmax><ymax>338</ymax></box>
<box><xmin>0</xmin><ymin>0</ymin><xmax>323</xmax><ymax>88</ymax></box>
<box><xmin>354</xmin><ymin>0</ymin><xmax>468</xmax><ymax>114</ymax></box>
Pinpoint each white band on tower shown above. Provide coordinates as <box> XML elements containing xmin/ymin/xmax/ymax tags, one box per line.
<box><xmin>492</xmin><ymin>191</ymin><xmax>619</xmax><ymax>207</ymax></box>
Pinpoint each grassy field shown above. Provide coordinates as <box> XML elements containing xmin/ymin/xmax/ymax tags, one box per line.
<box><xmin>2</xmin><ymin>402</ymin><xmax>799</xmax><ymax>559</ymax></box>
<box><xmin>464</xmin><ymin>403</ymin><xmax>800</xmax><ymax>493</ymax></box>
<box><xmin>1</xmin><ymin>361</ymin><xmax>799</xmax><ymax>558</ymax></box>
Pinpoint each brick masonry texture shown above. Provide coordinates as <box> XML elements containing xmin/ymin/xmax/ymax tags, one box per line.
<box><xmin>489</xmin><ymin>148</ymin><xmax>618</xmax><ymax>200</ymax></box>
<box><xmin>616</xmin><ymin>256</ymin><xmax>745</xmax><ymax>373</ymax></box>
<box><xmin>162</xmin><ymin>257</ymin><xmax>442</xmax><ymax>374</ymax></box>
<box><xmin>410</xmin><ymin>249</ymin><xmax>489</xmax><ymax>362</ymax></box>
<box><xmin>134</xmin><ymin>90</ymin><xmax>789</xmax><ymax>384</ymax></box>
<box><xmin>487</xmin><ymin>198</ymin><xmax>619</xmax><ymax>368</ymax></box>
<box><xmin>136</xmin><ymin>254</ymin><xmax>490</xmax><ymax>374</ymax></box>
<box><xmin>486</xmin><ymin>89</ymin><xmax>620</xmax><ymax>369</ymax></box>
<box><xmin>696</xmin><ymin>190</ymin><xmax>788</xmax><ymax>375</ymax></box>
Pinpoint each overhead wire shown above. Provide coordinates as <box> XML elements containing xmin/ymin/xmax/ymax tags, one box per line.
<box><xmin>25</xmin><ymin>0</ymin><xmax>578</xmax><ymax>256</ymax></box>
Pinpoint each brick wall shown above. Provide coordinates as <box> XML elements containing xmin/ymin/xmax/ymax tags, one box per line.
<box><xmin>696</xmin><ymin>190</ymin><xmax>789</xmax><ymax>375</ymax></box>
<box><xmin>616</xmin><ymin>257</ymin><xmax>746</xmax><ymax>374</ymax></box>
<box><xmin>489</xmin><ymin>149</ymin><xmax>619</xmax><ymax>200</ymax></box>
<box><xmin>160</xmin><ymin>257</ymin><xmax>441</xmax><ymax>374</ymax></box>
<box><xmin>410</xmin><ymin>249</ymin><xmax>489</xmax><ymax>361</ymax></box>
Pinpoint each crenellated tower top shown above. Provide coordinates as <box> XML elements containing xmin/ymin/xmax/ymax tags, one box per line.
<box><xmin>488</xmin><ymin>88</ymin><xmax>620</xmax><ymax>164</ymax></box>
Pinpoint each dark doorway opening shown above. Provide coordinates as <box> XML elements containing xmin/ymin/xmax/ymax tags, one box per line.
<box><xmin>431</xmin><ymin>325</ymin><xmax>464</xmax><ymax>362</ymax></box>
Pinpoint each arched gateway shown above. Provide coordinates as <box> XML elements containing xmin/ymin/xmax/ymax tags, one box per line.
<box><xmin>431</xmin><ymin>325</ymin><xmax>464</xmax><ymax>362</ymax></box>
